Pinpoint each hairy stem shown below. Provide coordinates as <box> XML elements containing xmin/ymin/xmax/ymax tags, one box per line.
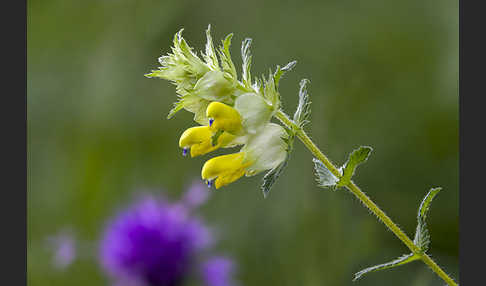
<box><xmin>275</xmin><ymin>110</ymin><xmax>457</xmax><ymax>286</ymax></box>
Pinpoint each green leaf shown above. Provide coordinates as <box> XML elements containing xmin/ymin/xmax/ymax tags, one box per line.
<box><xmin>281</xmin><ymin>125</ymin><xmax>295</xmax><ymax>148</ymax></box>
<box><xmin>218</xmin><ymin>33</ymin><xmax>237</xmax><ymax>79</ymax></box>
<box><xmin>353</xmin><ymin>253</ymin><xmax>420</xmax><ymax>281</ymax></box>
<box><xmin>263</xmin><ymin>70</ymin><xmax>279</xmax><ymax>109</ymax></box>
<box><xmin>261</xmin><ymin>156</ymin><xmax>289</xmax><ymax>198</ymax></box>
<box><xmin>274</xmin><ymin>60</ymin><xmax>297</xmax><ymax>88</ymax></box>
<box><xmin>259</xmin><ymin>61</ymin><xmax>296</xmax><ymax>111</ymax></box>
<box><xmin>337</xmin><ymin>146</ymin><xmax>373</xmax><ymax>187</ymax></box>
<box><xmin>313</xmin><ymin>158</ymin><xmax>339</xmax><ymax>190</ymax></box>
<box><xmin>173</xmin><ymin>29</ymin><xmax>209</xmax><ymax>77</ymax></box>
<box><xmin>203</xmin><ymin>24</ymin><xmax>219</xmax><ymax>70</ymax></box>
<box><xmin>413</xmin><ymin>187</ymin><xmax>442</xmax><ymax>252</ymax></box>
<box><xmin>414</xmin><ymin>221</ymin><xmax>430</xmax><ymax>252</ymax></box>
<box><xmin>144</xmin><ymin>70</ymin><xmax>163</xmax><ymax>78</ymax></box>
<box><xmin>167</xmin><ymin>98</ymin><xmax>185</xmax><ymax>119</ymax></box>
<box><xmin>293</xmin><ymin>79</ymin><xmax>311</xmax><ymax>129</ymax></box>
<box><xmin>241</xmin><ymin>38</ymin><xmax>252</xmax><ymax>88</ymax></box>
<box><xmin>418</xmin><ymin>187</ymin><xmax>442</xmax><ymax>221</ymax></box>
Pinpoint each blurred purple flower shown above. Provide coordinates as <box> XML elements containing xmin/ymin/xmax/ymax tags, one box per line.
<box><xmin>201</xmin><ymin>257</ymin><xmax>237</xmax><ymax>286</ymax></box>
<box><xmin>45</xmin><ymin>230</ymin><xmax>76</xmax><ymax>270</ymax></box>
<box><xmin>182</xmin><ymin>181</ymin><xmax>210</xmax><ymax>210</ymax></box>
<box><xmin>99</xmin><ymin>184</ymin><xmax>235</xmax><ymax>286</ymax></box>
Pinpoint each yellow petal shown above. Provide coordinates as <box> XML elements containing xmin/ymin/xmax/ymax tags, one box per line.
<box><xmin>179</xmin><ymin>126</ymin><xmax>212</xmax><ymax>148</ymax></box>
<box><xmin>190</xmin><ymin>139</ymin><xmax>219</xmax><ymax>157</ymax></box>
<box><xmin>206</xmin><ymin>102</ymin><xmax>242</xmax><ymax>134</ymax></box>
<box><xmin>179</xmin><ymin>126</ymin><xmax>236</xmax><ymax>157</ymax></box>
<box><xmin>201</xmin><ymin>153</ymin><xmax>252</xmax><ymax>189</ymax></box>
<box><xmin>214</xmin><ymin>168</ymin><xmax>246</xmax><ymax>189</ymax></box>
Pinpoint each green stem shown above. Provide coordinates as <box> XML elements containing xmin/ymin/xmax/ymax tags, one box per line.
<box><xmin>275</xmin><ymin>110</ymin><xmax>457</xmax><ymax>286</ymax></box>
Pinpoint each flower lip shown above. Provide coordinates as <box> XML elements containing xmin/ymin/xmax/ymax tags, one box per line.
<box><xmin>201</xmin><ymin>153</ymin><xmax>251</xmax><ymax>189</ymax></box>
<box><xmin>206</xmin><ymin>102</ymin><xmax>242</xmax><ymax>134</ymax></box>
<box><xmin>179</xmin><ymin>126</ymin><xmax>211</xmax><ymax>148</ymax></box>
<box><xmin>179</xmin><ymin>126</ymin><xmax>237</xmax><ymax>157</ymax></box>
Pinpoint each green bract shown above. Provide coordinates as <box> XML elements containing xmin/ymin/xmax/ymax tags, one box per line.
<box><xmin>241</xmin><ymin>123</ymin><xmax>288</xmax><ymax>175</ymax></box>
<box><xmin>193</xmin><ymin>70</ymin><xmax>235</xmax><ymax>103</ymax></box>
<box><xmin>234</xmin><ymin>93</ymin><xmax>273</xmax><ymax>135</ymax></box>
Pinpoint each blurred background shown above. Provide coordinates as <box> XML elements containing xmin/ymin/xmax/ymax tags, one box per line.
<box><xmin>27</xmin><ymin>0</ymin><xmax>458</xmax><ymax>285</ymax></box>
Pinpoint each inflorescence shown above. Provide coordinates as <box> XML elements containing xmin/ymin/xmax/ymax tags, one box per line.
<box><xmin>146</xmin><ymin>25</ymin><xmax>294</xmax><ymax>190</ymax></box>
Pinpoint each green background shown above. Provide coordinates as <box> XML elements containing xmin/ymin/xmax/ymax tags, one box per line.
<box><xmin>28</xmin><ymin>0</ymin><xmax>458</xmax><ymax>285</ymax></box>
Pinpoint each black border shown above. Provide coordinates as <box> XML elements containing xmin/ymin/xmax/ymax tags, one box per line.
<box><xmin>460</xmin><ymin>0</ymin><xmax>483</xmax><ymax>284</ymax></box>
<box><xmin>4</xmin><ymin>0</ymin><xmax>27</xmax><ymax>284</ymax></box>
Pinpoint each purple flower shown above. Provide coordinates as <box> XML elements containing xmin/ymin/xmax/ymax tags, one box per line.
<box><xmin>45</xmin><ymin>229</ymin><xmax>77</xmax><ymax>270</ymax></box>
<box><xmin>201</xmin><ymin>257</ymin><xmax>237</xmax><ymax>286</ymax></box>
<box><xmin>181</xmin><ymin>181</ymin><xmax>210</xmax><ymax>210</ymax></box>
<box><xmin>99</xmin><ymin>183</ymin><xmax>235</xmax><ymax>286</ymax></box>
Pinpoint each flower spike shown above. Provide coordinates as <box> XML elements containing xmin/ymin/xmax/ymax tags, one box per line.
<box><xmin>147</xmin><ymin>26</ymin><xmax>292</xmax><ymax>191</ymax></box>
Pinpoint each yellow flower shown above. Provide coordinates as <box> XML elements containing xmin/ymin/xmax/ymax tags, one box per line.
<box><xmin>180</xmin><ymin>99</ymin><xmax>289</xmax><ymax>189</ymax></box>
<box><xmin>199</xmin><ymin>122</ymin><xmax>288</xmax><ymax>189</ymax></box>
<box><xmin>179</xmin><ymin>126</ymin><xmax>236</xmax><ymax>157</ymax></box>
<box><xmin>206</xmin><ymin>101</ymin><xmax>242</xmax><ymax>134</ymax></box>
<box><xmin>178</xmin><ymin>100</ymin><xmax>288</xmax><ymax>189</ymax></box>
<box><xmin>201</xmin><ymin>153</ymin><xmax>253</xmax><ymax>189</ymax></box>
